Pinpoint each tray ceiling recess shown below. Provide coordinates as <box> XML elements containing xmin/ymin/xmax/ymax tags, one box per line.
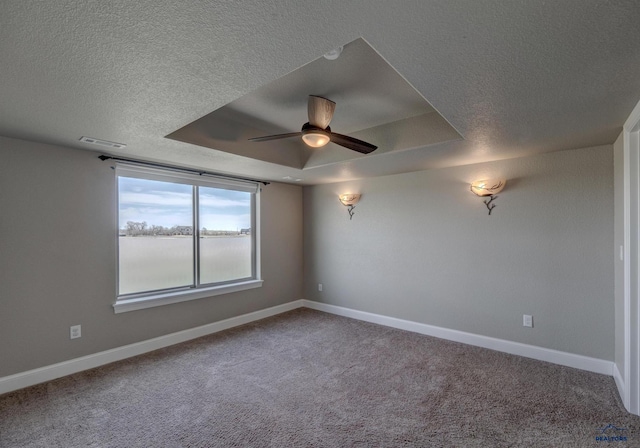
<box><xmin>166</xmin><ymin>38</ymin><xmax>462</xmax><ymax>170</ymax></box>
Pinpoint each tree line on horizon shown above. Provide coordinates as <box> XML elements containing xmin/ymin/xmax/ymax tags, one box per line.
<box><xmin>121</xmin><ymin>221</ymin><xmax>249</xmax><ymax>237</ymax></box>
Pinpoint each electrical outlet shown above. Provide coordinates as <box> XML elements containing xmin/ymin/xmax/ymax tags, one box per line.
<box><xmin>523</xmin><ymin>315</ymin><xmax>533</xmax><ymax>328</ymax></box>
<box><xmin>70</xmin><ymin>325</ymin><xmax>82</xmax><ymax>339</ymax></box>
<box><xmin>318</xmin><ymin>283</ymin><xmax>323</xmax><ymax>292</ymax></box>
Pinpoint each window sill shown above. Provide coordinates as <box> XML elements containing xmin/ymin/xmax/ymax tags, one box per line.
<box><xmin>113</xmin><ymin>279</ymin><xmax>264</xmax><ymax>314</ymax></box>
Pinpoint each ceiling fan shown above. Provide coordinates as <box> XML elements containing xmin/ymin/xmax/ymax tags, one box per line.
<box><xmin>248</xmin><ymin>95</ymin><xmax>377</xmax><ymax>154</ymax></box>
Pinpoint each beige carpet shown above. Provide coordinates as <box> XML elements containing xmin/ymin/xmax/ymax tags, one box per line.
<box><xmin>0</xmin><ymin>308</ymin><xmax>638</xmax><ymax>447</ymax></box>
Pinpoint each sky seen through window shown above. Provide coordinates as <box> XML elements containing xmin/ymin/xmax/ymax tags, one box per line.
<box><xmin>118</xmin><ymin>177</ymin><xmax>251</xmax><ymax>231</ymax></box>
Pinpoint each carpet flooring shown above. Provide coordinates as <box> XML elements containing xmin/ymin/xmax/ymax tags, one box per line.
<box><xmin>1</xmin><ymin>308</ymin><xmax>638</xmax><ymax>447</ymax></box>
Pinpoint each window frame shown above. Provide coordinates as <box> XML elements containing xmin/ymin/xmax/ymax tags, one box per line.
<box><xmin>113</xmin><ymin>163</ymin><xmax>262</xmax><ymax>313</ymax></box>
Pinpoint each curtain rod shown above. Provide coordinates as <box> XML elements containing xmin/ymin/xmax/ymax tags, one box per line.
<box><xmin>98</xmin><ymin>155</ymin><xmax>270</xmax><ymax>186</ymax></box>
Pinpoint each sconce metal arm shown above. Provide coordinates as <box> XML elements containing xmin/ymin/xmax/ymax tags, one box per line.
<box><xmin>484</xmin><ymin>195</ymin><xmax>497</xmax><ymax>215</ymax></box>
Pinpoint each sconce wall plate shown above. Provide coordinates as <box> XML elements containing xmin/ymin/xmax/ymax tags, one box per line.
<box><xmin>470</xmin><ymin>179</ymin><xmax>506</xmax><ymax>215</ymax></box>
<box><xmin>339</xmin><ymin>193</ymin><xmax>361</xmax><ymax>220</ymax></box>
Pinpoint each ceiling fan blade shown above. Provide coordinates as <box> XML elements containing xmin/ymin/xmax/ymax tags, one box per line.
<box><xmin>308</xmin><ymin>95</ymin><xmax>336</xmax><ymax>129</ymax></box>
<box><xmin>248</xmin><ymin>132</ymin><xmax>301</xmax><ymax>142</ymax></box>
<box><xmin>330</xmin><ymin>133</ymin><xmax>377</xmax><ymax>154</ymax></box>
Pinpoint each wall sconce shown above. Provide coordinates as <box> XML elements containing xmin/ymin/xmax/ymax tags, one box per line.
<box><xmin>470</xmin><ymin>179</ymin><xmax>506</xmax><ymax>215</ymax></box>
<box><xmin>339</xmin><ymin>194</ymin><xmax>361</xmax><ymax>220</ymax></box>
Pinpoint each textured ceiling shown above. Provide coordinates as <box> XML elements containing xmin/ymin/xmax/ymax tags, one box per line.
<box><xmin>166</xmin><ymin>38</ymin><xmax>461</xmax><ymax>170</ymax></box>
<box><xmin>0</xmin><ymin>1</ymin><xmax>639</xmax><ymax>185</ymax></box>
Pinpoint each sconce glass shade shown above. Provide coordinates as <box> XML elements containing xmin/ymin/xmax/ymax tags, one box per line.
<box><xmin>470</xmin><ymin>179</ymin><xmax>506</xmax><ymax>197</ymax></box>
<box><xmin>302</xmin><ymin>129</ymin><xmax>330</xmax><ymax>148</ymax></box>
<box><xmin>339</xmin><ymin>193</ymin><xmax>361</xmax><ymax>206</ymax></box>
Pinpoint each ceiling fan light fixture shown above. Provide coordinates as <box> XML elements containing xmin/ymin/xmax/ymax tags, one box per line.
<box><xmin>301</xmin><ymin>124</ymin><xmax>330</xmax><ymax>148</ymax></box>
<box><xmin>302</xmin><ymin>132</ymin><xmax>330</xmax><ymax>148</ymax></box>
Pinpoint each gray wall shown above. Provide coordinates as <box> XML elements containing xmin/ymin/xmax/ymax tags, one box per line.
<box><xmin>304</xmin><ymin>145</ymin><xmax>614</xmax><ymax>360</ymax></box>
<box><xmin>614</xmin><ymin>132</ymin><xmax>625</xmax><ymax>374</ymax></box>
<box><xmin>0</xmin><ymin>136</ymin><xmax>615</xmax><ymax>377</ymax></box>
<box><xmin>0</xmin><ymin>136</ymin><xmax>303</xmax><ymax>377</ymax></box>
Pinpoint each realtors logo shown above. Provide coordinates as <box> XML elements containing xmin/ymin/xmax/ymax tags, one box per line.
<box><xmin>595</xmin><ymin>424</ymin><xmax>628</xmax><ymax>442</ymax></box>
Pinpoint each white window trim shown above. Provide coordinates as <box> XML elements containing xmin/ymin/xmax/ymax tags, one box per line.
<box><xmin>113</xmin><ymin>279</ymin><xmax>264</xmax><ymax>313</ymax></box>
<box><xmin>113</xmin><ymin>163</ymin><xmax>262</xmax><ymax>313</ymax></box>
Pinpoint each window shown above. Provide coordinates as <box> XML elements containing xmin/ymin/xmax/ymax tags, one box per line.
<box><xmin>114</xmin><ymin>164</ymin><xmax>262</xmax><ymax>313</ymax></box>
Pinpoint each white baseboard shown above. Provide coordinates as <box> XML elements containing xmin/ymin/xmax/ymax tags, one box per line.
<box><xmin>302</xmin><ymin>300</ymin><xmax>614</xmax><ymax>376</ymax></box>
<box><xmin>0</xmin><ymin>300</ymin><xmax>305</xmax><ymax>395</ymax></box>
<box><xmin>1</xmin><ymin>299</ymin><xmax>616</xmax><ymax>396</ymax></box>
<box><xmin>613</xmin><ymin>363</ymin><xmax>626</xmax><ymax>408</ymax></box>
